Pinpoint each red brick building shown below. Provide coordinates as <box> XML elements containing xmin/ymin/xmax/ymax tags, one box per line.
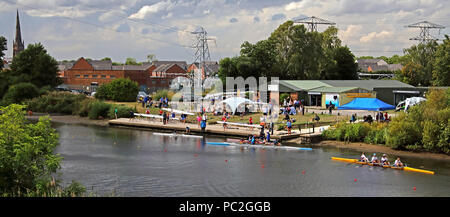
<box><xmin>61</xmin><ymin>57</ymin><xmax>188</xmax><ymax>93</ymax></box>
<box><xmin>187</xmin><ymin>61</ymin><xmax>219</xmax><ymax>79</ymax></box>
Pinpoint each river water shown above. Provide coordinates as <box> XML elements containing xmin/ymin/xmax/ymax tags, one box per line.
<box><xmin>54</xmin><ymin>123</ymin><xmax>450</xmax><ymax>197</ymax></box>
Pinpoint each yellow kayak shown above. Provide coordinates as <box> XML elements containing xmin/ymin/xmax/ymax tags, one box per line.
<box><xmin>331</xmin><ymin>157</ymin><xmax>435</xmax><ymax>175</ymax></box>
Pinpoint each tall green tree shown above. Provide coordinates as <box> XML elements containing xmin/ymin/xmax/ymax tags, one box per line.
<box><xmin>147</xmin><ymin>54</ymin><xmax>157</xmax><ymax>63</ymax></box>
<box><xmin>125</xmin><ymin>57</ymin><xmax>138</xmax><ymax>65</ymax></box>
<box><xmin>432</xmin><ymin>35</ymin><xmax>450</xmax><ymax>86</ymax></box>
<box><xmin>0</xmin><ymin>36</ymin><xmax>6</xmax><ymax>70</ymax></box>
<box><xmin>400</xmin><ymin>41</ymin><xmax>438</xmax><ymax>86</ymax></box>
<box><xmin>326</xmin><ymin>46</ymin><xmax>358</xmax><ymax>79</ymax></box>
<box><xmin>10</xmin><ymin>43</ymin><xmax>60</xmax><ymax>88</ymax></box>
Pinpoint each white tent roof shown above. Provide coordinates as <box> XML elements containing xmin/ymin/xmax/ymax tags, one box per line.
<box><xmin>220</xmin><ymin>97</ymin><xmax>254</xmax><ymax>114</ymax></box>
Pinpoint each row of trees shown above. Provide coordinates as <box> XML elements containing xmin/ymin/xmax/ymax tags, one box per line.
<box><xmin>357</xmin><ymin>55</ymin><xmax>410</xmax><ymax>65</ymax></box>
<box><xmin>62</xmin><ymin>54</ymin><xmax>158</xmax><ymax>66</ymax></box>
<box><xmin>218</xmin><ymin>21</ymin><xmax>358</xmax><ymax>83</ymax></box>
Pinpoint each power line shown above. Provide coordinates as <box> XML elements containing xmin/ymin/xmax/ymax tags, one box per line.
<box><xmin>2</xmin><ymin>0</ymin><xmax>193</xmax><ymax>49</ymax></box>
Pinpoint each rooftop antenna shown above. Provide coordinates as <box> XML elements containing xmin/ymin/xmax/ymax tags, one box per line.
<box><xmin>406</xmin><ymin>21</ymin><xmax>445</xmax><ymax>43</ymax></box>
<box><xmin>292</xmin><ymin>16</ymin><xmax>336</xmax><ymax>32</ymax></box>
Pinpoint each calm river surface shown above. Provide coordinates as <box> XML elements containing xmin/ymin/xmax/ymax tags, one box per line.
<box><xmin>54</xmin><ymin>123</ymin><xmax>450</xmax><ymax>197</ymax></box>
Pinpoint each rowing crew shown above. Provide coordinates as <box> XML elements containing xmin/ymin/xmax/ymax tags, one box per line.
<box><xmin>239</xmin><ymin>134</ymin><xmax>281</xmax><ymax>146</ymax></box>
<box><xmin>360</xmin><ymin>152</ymin><xmax>404</xmax><ymax>167</ymax></box>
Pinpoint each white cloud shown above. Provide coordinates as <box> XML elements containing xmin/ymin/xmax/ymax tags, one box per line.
<box><xmin>26</xmin><ymin>7</ymin><xmax>97</xmax><ymax>18</ymax></box>
<box><xmin>285</xmin><ymin>1</ymin><xmax>303</xmax><ymax>11</ymax></box>
<box><xmin>339</xmin><ymin>25</ymin><xmax>363</xmax><ymax>43</ymax></box>
<box><xmin>284</xmin><ymin>0</ymin><xmax>321</xmax><ymax>11</ymax></box>
<box><xmin>129</xmin><ymin>1</ymin><xmax>174</xmax><ymax>19</ymax></box>
<box><xmin>360</xmin><ymin>31</ymin><xmax>392</xmax><ymax>43</ymax></box>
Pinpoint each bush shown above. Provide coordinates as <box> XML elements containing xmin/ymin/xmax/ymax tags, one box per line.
<box><xmin>88</xmin><ymin>101</ymin><xmax>111</xmax><ymax>120</ymax></box>
<box><xmin>95</xmin><ymin>78</ymin><xmax>139</xmax><ymax>102</ymax></box>
<box><xmin>385</xmin><ymin>112</ymin><xmax>422</xmax><ymax>151</ymax></box>
<box><xmin>75</xmin><ymin>98</ymin><xmax>94</xmax><ymax>117</ymax></box>
<box><xmin>364</xmin><ymin>122</ymin><xmax>388</xmax><ymax>145</ymax></box>
<box><xmin>0</xmin><ymin>104</ymin><xmax>61</xmax><ymax>196</ymax></box>
<box><xmin>2</xmin><ymin>82</ymin><xmax>39</xmax><ymax>105</ymax></box>
<box><xmin>26</xmin><ymin>91</ymin><xmax>87</xmax><ymax>115</ymax></box>
<box><xmin>108</xmin><ymin>105</ymin><xmax>136</xmax><ymax>119</ymax></box>
<box><xmin>39</xmin><ymin>85</ymin><xmax>53</xmax><ymax>96</ymax></box>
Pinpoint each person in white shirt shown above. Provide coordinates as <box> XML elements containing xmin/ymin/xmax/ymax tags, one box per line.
<box><xmin>380</xmin><ymin>154</ymin><xmax>390</xmax><ymax>165</ymax></box>
<box><xmin>394</xmin><ymin>157</ymin><xmax>404</xmax><ymax>167</ymax></box>
<box><xmin>360</xmin><ymin>152</ymin><xmax>369</xmax><ymax>162</ymax></box>
<box><xmin>371</xmin><ymin>153</ymin><xmax>380</xmax><ymax>164</ymax></box>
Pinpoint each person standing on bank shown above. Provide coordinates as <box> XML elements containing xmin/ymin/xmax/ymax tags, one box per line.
<box><xmin>200</xmin><ymin>119</ymin><xmax>206</xmax><ymax>133</ymax></box>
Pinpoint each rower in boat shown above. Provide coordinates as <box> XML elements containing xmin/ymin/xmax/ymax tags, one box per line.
<box><xmin>273</xmin><ymin>139</ymin><xmax>281</xmax><ymax>146</ymax></box>
<box><xmin>381</xmin><ymin>154</ymin><xmax>390</xmax><ymax>166</ymax></box>
<box><xmin>360</xmin><ymin>152</ymin><xmax>369</xmax><ymax>162</ymax></box>
<box><xmin>394</xmin><ymin>157</ymin><xmax>404</xmax><ymax>167</ymax></box>
<box><xmin>185</xmin><ymin>126</ymin><xmax>190</xmax><ymax>134</ymax></box>
<box><xmin>371</xmin><ymin>153</ymin><xmax>380</xmax><ymax>164</ymax></box>
<box><xmin>250</xmin><ymin>135</ymin><xmax>256</xmax><ymax>145</ymax></box>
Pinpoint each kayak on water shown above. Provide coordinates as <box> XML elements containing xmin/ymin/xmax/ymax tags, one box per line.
<box><xmin>207</xmin><ymin>142</ymin><xmax>312</xmax><ymax>151</ymax></box>
<box><xmin>226</xmin><ymin>138</ymin><xmax>281</xmax><ymax>146</ymax></box>
<box><xmin>153</xmin><ymin>132</ymin><xmax>203</xmax><ymax>138</ymax></box>
<box><xmin>331</xmin><ymin>157</ymin><xmax>435</xmax><ymax>175</ymax></box>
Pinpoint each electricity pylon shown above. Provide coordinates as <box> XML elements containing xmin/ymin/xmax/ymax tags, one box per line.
<box><xmin>406</xmin><ymin>21</ymin><xmax>445</xmax><ymax>43</ymax></box>
<box><xmin>292</xmin><ymin>16</ymin><xmax>336</xmax><ymax>32</ymax></box>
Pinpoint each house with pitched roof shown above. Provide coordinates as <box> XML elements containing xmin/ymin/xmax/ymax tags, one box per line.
<box><xmin>357</xmin><ymin>59</ymin><xmax>403</xmax><ymax>72</ymax></box>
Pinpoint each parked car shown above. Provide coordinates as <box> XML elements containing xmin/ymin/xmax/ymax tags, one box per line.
<box><xmin>396</xmin><ymin>97</ymin><xmax>427</xmax><ymax>112</ymax></box>
<box><xmin>55</xmin><ymin>87</ymin><xmax>70</xmax><ymax>92</ymax></box>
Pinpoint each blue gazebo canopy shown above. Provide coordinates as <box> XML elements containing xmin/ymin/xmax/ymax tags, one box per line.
<box><xmin>338</xmin><ymin>98</ymin><xmax>395</xmax><ymax>111</ymax></box>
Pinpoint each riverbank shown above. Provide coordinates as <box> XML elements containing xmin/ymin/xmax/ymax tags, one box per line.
<box><xmin>26</xmin><ymin>113</ymin><xmax>109</xmax><ymax>127</ymax></box>
<box><xmin>290</xmin><ymin>139</ymin><xmax>450</xmax><ymax>162</ymax></box>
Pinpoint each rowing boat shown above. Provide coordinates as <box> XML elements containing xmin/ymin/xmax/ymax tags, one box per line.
<box><xmin>206</xmin><ymin>142</ymin><xmax>312</xmax><ymax>151</ymax></box>
<box><xmin>331</xmin><ymin>157</ymin><xmax>435</xmax><ymax>175</ymax></box>
<box><xmin>153</xmin><ymin>132</ymin><xmax>203</xmax><ymax>138</ymax></box>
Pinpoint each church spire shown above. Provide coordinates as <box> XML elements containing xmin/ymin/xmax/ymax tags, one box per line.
<box><xmin>13</xmin><ymin>9</ymin><xmax>24</xmax><ymax>58</ymax></box>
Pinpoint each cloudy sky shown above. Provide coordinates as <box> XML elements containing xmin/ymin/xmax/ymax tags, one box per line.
<box><xmin>0</xmin><ymin>0</ymin><xmax>449</xmax><ymax>63</ymax></box>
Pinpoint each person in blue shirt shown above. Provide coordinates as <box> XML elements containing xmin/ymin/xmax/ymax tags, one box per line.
<box><xmin>251</xmin><ymin>135</ymin><xmax>255</xmax><ymax>145</ymax></box>
<box><xmin>266</xmin><ymin>132</ymin><xmax>271</xmax><ymax>144</ymax></box>
<box><xmin>286</xmin><ymin>119</ymin><xmax>292</xmax><ymax>135</ymax></box>
<box><xmin>200</xmin><ymin>120</ymin><xmax>206</xmax><ymax>133</ymax></box>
